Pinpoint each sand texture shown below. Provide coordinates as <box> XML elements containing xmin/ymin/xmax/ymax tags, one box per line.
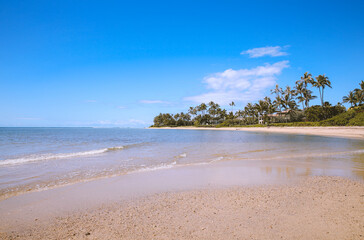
<box><xmin>1</xmin><ymin>176</ymin><xmax>363</xmax><ymax>240</ymax></box>
<box><xmin>153</xmin><ymin>126</ymin><xmax>364</xmax><ymax>140</ymax></box>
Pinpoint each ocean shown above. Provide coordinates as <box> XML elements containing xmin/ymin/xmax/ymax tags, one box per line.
<box><xmin>0</xmin><ymin>127</ymin><xmax>363</xmax><ymax>199</ymax></box>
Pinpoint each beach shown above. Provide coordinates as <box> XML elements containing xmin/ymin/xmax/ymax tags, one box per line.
<box><xmin>1</xmin><ymin>176</ymin><xmax>363</xmax><ymax>239</ymax></box>
<box><xmin>153</xmin><ymin>126</ymin><xmax>364</xmax><ymax>140</ymax></box>
<box><xmin>0</xmin><ymin>127</ymin><xmax>363</xmax><ymax>239</ymax></box>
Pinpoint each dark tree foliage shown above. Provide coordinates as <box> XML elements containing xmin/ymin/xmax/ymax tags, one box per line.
<box><xmin>305</xmin><ymin>104</ymin><xmax>346</xmax><ymax>122</ymax></box>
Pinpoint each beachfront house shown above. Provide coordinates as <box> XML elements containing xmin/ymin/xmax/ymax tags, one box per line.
<box><xmin>267</xmin><ymin>110</ymin><xmax>291</xmax><ymax>123</ymax></box>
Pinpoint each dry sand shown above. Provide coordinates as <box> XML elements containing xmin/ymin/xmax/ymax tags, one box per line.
<box><xmin>1</xmin><ymin>176</ymin><xmax>363</xmax><ymax>240</ymax></box>
<box><xmin>153</xmin><ymin>126</ymin><xmax>364</xmax><ymax>140</ymax></box>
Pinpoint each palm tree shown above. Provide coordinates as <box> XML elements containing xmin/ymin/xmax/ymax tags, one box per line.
<box><xmin>313</xmin><ymin>74</ymin><xmax>332</xmax><ymax>106</ymax></box>
<box><xmin>273</xmin><ymin>95</ymin><xmax>284</xmax><ymax>112</ymax></box>
<box><xmin>295</xmin><ymin>82</ymin><xmax>305</xmax><ymax>110</ymax></box>
<box><xmin>299</xmin><ymin>72</ymin><xmax>314</xmax><ymax>87</ymax></box>
<box><xmin>302</xmin><ymin>88</ymin><xmax>316</xmax><ymax>108</ymax></box>
<box><xmin>342</xmin><ymin>91</ymin><xmax>357</xmax><ymax>107</ymax></box>
<box><xmin>265</xmin><ymin>97</ymin><xmax>276</xmax><ymax>123</ymax></box>
<box><xmin>244</xmin><ymin>103</ymin><xmax>256</xmax><ymax>124</ymax></box>
<box><xmin>254</xmin><ymin>100</ymin><xmax>268</xmax><ymax>123</ymax></box>
<box><xmin>271</xmin><ymin>84</ymin><xmax>283</xmax><ymax>96</ymax></box>
<box><xmin>353</xmin><ymin>80</ymin><xmax>364</xmax><ymax>106</ymax></box>
<box><xmin>354</xmin><ymin>89</ymin><xmax>364</xmax><ymax>106</ymax></box>
<box><xmin>197</xmin><ymin>103</ymin><xmax>207</xmax><ymax>117</ymax></box>
<box><xmin>208</xmin><ymin>101</ymin><xmax>220</xmax><ymax>124</ymax></box>
<box><xmin>280</xmin><ymin>86</ymin><xmax>297</xmax><ymax>112</ymax></box>
<box><xmin>229</xmin><ymin>101</ymin><xmax>235</xmax><ymax>114</ymax></box>
<box><xmin>188</xmin><ymin>106</ymin><xmax>197</xmax><ymax>119</ymax></box>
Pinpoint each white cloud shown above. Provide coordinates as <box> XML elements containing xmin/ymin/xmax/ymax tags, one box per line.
<box><xmin>184</xmin><ymin>61</ymin><xmax>289</xmax><ymax>105</ymax></box>
<box><xmin>241</xmin><ymin>46</ymin><xmax>288</xmax><ymax>58</ymax></box>
<box><xmin>117</xmin><ymin>106</ymin><xmax>126</xmax><ymax>109</ymax></box>
<box><xmin>140</xmin><ymin>100</ymin><xmax>169</xmax><ymax>104</ymax></box>
<box><xmin>85</xmin><ymin>100</ymin><xmax>97</xmax><ymax>103</ymax></box>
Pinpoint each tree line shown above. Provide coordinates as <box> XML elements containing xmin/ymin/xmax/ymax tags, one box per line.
<box><xmin>152</xmin><ymin>73</ymin><xmax>363</xmax><ymax>127</ymax></box>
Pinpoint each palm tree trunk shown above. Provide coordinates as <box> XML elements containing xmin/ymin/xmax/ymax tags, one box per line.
<box><xmin>322</xmin><ymin>88</ymin><xmax>325</xmax><ymax>106</ymax></box>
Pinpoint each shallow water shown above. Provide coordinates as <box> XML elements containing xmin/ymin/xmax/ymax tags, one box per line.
<box><xmin>0</xmin><ymin>127</ymin><xmax>363</xmax><ymax>199</ymax></box>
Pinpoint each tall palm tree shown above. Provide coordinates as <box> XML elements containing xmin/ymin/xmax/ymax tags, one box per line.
<box><xmin>271</xmin><ymin>84</ymin><xmax>283</xmax><ymax>96</ymax></box>
<box><xmin>354</xmin><ymin>89</ymin><xmax>364</xmax><ymax>106</ymax></box>
<box><xmin>299</xmin><ymin>72</ymin><xmax>314</xmax><ymax>87</ymax></box>
<box><xmin>313</xmin><ymin>74</ymin><xmax>332</xmax><ymax>106</ymax></box>
<box><xmin>244</xmin><ymin>103</ymin><xmax>256</xmax><ymax>124</ymax></box>
<box><xmin>273</xmin><ymin>95</ymin><xmax>284</xmax><ymax>112</ymax></box>
<box><xmin>280</xmin><ymin>86</ymin><xmax>297</xmax><ymax>111</ymax></box>
<box><xmin>342</xmin><ymin>91</ymin><xmax>357</xmax><ymax>107</ymax></box>
<box><xmin>208</xmin><ymin>101</ymin><xmax>222</xmax><ymax>124</ymax></box>
<box><xmin>198</xmin><ymin>103</ymin><xmax>207</xmax><ymax>116</ymax></box>
<box><xmin>353</xmin><ymin>80</ymin><xmax>364</xmax><ymax>106</ymax></box>
<box><xmin>254</xmin><ymin>100</ymin><xmax>268</xmax><ymax>122</ymax></box>
<box><xmin>229</xmin><ymin>101</ymin><xmax>235</xmax><ymax>114</ymax></box>
<box><xmin>265</xmin><ymin>97</ymin><xmax>276</xmax><ymax>123</ymax></box>
<box><xmin>294</xmin><ymin>82</ymin><xmax>305</xmax><ymax>110</ymax></box>
<box><xmin>188</xmin><ymin>106</ymin><xmax>197</xmax><ymax>119</ymax></box>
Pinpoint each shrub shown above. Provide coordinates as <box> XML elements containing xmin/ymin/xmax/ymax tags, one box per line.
<box><xmin>319</xmin><ymin>106</ymin><xmax>363</xmax><ymax>126</ymax></box>
<box><xmin>216</xmin><ymin>119</ymin><xmax>246</xmax><ymax>127</ymax></box>
<box><xmin>347</xmin><ymin>112</ymin><xmax>364</xmax><ymax>126</ymax></box>
<box><xmin>270</xmin><ymin>122</ymin><xmax>320</xmax><ymax>127</ymax></box>
<box><xmin>305</xmin><ymin>105</ymin><xmax>346</xmax><ymax>122</ymax></box>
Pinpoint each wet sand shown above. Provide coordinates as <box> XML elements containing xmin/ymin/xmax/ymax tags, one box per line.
<box><xmin>1</xmin><ymin>176</ymin><xmax>363</xmax><ymax>240</ymax></box>
<box><xmin>154</xmin><ymin>126</ymin><xmax>364</xmax><ymax>140</ymax></box>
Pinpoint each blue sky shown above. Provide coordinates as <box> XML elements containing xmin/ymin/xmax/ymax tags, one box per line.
<box><xmin>1</xmin><ymin>0</ymin><xmax>363</xmax><ymax>127</ymax></box>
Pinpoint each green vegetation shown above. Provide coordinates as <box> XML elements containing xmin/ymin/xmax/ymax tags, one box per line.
<box><xmin>152</xmin><ymin>75</ymin><xmax>364</xmax><ymax>127</ymax></box>
<box><xmin>320</xmin><ymin>106</ymin><xmax>364</xmax><ymax>126</ymax></box>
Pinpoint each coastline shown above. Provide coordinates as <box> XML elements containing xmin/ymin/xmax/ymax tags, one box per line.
<box><xmin>150</xmin><ymin>126</ymin><xmax>364</xmax><ymax>140</ymax></box>
<box><xmin>0</xmin><ymin>128</ymin><xmax>363</xmax><ymax>239</ymax></box>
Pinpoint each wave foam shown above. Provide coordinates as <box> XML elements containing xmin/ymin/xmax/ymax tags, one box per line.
<box><xmin>133</xmin><ymin>161</ymin><xmax>177</xmax><ymax>173</ymax></box>
<box><xmin>0</xmin><ymin>146</ymin><xmax>126</xmax><ymax>166</ymax></box>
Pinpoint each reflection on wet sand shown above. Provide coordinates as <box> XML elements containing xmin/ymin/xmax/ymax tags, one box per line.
<box><xmin>259</xmin><ymin>151</ymin><xmax>364</xmax><ymax>180</ymax></box>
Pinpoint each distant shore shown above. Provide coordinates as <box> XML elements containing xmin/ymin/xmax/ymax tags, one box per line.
<box><xmin>150</xmin><ymin>126</ymin><xmax>364</xmax><ymax>140</ymax></box>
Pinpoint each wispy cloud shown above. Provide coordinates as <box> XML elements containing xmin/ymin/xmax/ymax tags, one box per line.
<box><xmin>184</xmin><ymin>61</ymin><xmax>289</xmax><ymax>105</ymax></box>
<box><xmin>241</xmin><ymin>46</ymin><xmax>289</xmax><ymax>58</ymax></box>
<box><xmin>128</xmin><ymin>119</ymin><xmax>148</xmax><ymax>125</ymax></box>
<box><xmin>94</xmin><ymin>119</ymin><xmax>151</xmax><ymax>127</ymax></box>
<box><xmin>140</xmin><ymin>100</ymin><xmax>169</xmax><ymax>104</ymax></box>
<box><xmin>85</xmin><ymin>100</ymin><xmax>97</xmax><ymax>103</ymax></box>
<box><xmin>117</xmin><ymin>106</ymin><xmax>126</xmax><ymax>109</ymax></box>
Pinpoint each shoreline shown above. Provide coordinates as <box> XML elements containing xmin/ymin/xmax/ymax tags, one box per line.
<box><xmin>150</xmin><ymin>126</ymin><xmax>364</xmax><ymax>140</ymax></box>
<box><xmin>1</xmin><ymin>176</ymin><xmax>363</xmax><ymax>239</ymax></box>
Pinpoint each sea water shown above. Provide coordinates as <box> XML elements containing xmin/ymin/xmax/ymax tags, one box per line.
<box><xmin>0</xmin><ymin>127</ymin><xmax>363</xmax><ymax>199</ymax></box>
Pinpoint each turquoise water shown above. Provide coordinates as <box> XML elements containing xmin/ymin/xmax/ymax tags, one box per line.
<box><xmin>0</xmin><ymin>127</ymin><xmax>363</xmax><ymax>199</ymax></box>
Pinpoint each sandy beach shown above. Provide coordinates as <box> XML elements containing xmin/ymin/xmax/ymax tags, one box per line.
<box><xmin>2</xmin><ymin>0</ymin><xmax>364</xmax><ymax>238</ymax></box>
<box><xmin>1</xmin><ymin>176</ymin><xmax>363</xmax><ymax>240</ymax></box>
<box><xmin>152</xmin><ymin>126</ymin><xmax>364</xmax><ymax>140</ymax></box>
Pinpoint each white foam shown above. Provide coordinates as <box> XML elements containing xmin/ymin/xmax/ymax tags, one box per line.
<box><xmin>0</xmin><ymin>146</ymin><xmax>126</xmax><ymax>166</ymax></box>
<box><xmin>133</xmin><ymin>161</ymin><xmax>177</xmax><ymax>173</ymax></box>
<box><xmin>179</xmin><ymin>153</ymin><xmax>187</xmax><ymax>158</ymax></box>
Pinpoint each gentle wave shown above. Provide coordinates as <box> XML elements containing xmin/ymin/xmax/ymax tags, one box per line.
<box><xmin>0</xmin><ymin>146</ymin><xmax>126</xmax><ymax>166</ymax></box>
<box><xmin>132</xmin><ymin>161</ymin><xmax>178</xmax><ymax>173</ymax></box>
